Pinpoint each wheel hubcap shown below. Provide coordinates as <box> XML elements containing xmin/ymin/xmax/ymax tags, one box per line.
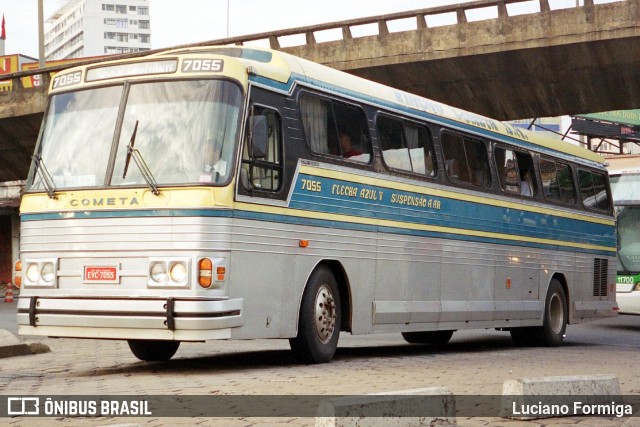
<box><xmin>549</xmin><ymin>293</ymin><xmax>564</xmax><ymax>334</ymax></box>
<box><xmin>314</xmin><ymin>284</ymin><xmax>337</xmax><ymax>344</ymax></box>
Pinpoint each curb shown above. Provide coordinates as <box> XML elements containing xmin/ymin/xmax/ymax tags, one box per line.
<box><xmin>0</xmin><ymin>329</ymin><xmax>50</xmax><ymax>359</ymax></box>
<box><xmin>316</xmin><ymin>387</ymin><xmax>456</xmax><ymax>427</ymax></box>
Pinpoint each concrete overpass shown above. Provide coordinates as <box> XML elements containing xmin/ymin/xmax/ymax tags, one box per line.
<box><xmin>2</xmin><ymin>0</ymin><xmax>640</xmax><ymax>188</ymax></box>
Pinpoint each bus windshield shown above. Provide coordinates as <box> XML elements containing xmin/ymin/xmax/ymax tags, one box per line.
<box><xmin>611</xmin><ymin>174</ymin><xmax>640</xmax><ymax>274</ymax></box>
<box><xmin>30</xmin><ymin>79</ymin><xmax>242</xmax><ymax>191</ymax></box>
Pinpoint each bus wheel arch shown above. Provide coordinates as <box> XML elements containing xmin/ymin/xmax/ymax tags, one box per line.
<box><xmin>510</xmin><ymin>274</ymin><xmax>569</xmax><ymax>347</ymax></box>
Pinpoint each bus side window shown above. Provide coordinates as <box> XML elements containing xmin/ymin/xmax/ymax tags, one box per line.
<box><xmin>300</xmin><ymin>94</ymin><xmax>371</xmax><ymax>163</ymax></box>
<box><xmin>578</xmin><ymin>169</ymin><xmax>611</xmax><ymax>212</ymax></box>
<box><xmin>495</xmin><ymin>147</ymin><xmax>521</xmax><ymax>194</ymax></box>
<box><xmin>495</xmin><ymin>147</ymin><xmax>537</xmax><ymax>197</ymax></box>
<box><xmin>378</xmin><ymin>115</ymin><xmax>437</xmax><ymax>177</ymax></box>
<box><xmin>442</xmin><ymin>131</ymin><xmax>490</xmax><ymax>188</ymax></box>
<box><xmin>515</xmin><ymin>151</ymin><xmax>536</xmax><ymax>197</ymax></box>
<box><xmin>241</xmin><ymin>106</ymin><xmax>283</xmax><ymax>192</ymax></box>
<box><xmin>540</xmin><ymin>158</ymin><xmax>576</xmax><ymax>205</ymax></box>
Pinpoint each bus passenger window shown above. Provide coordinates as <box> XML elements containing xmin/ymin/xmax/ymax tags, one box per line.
<box><xmin>300</xmin><ymin>94</ymin><xmax>371</xmax><ymax>163</ymax></box>
<box><xmin>441</xmin><ymin>131</ymin><xmax>490</xmax><ymax>188</ymax></box>
<box><xmin>540</xmin><ymin>158</ymin><xmax>576</xmax><ymax>205</ymax></box>
<box><xmin>241</xmin><ymin>106</ymin><xmax>283</xmax><ymax>192</ymax></box>
<box><xmin>495</xmin><ymin>147</ymin><xmax>536</xmax><ymax>197</ymax></box>
<box><xmin>515</xmin><ymin>151</ymin><xmax>536</xmax><ymax>197</ymax></box>
<box><xmin>378</xmin><ymin>115</ymin><xmax>436</xmax><ymax>177</ymax></box>
<box><xmin>578</xmin><ymin>169</ymin><xmax>611</xmax><ymax>212</ymax></box>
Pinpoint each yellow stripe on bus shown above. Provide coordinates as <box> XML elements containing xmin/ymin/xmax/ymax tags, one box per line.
<box><xmin>234</xmin><ymin>201</ymin><xmax>616</xmax><ymax>253</ymax></box>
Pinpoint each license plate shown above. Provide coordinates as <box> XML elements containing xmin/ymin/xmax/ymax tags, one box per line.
<box><xmin>84</xmin><ymin>265</ymin><xmax>119</xmax><ymax>284</ymax></box>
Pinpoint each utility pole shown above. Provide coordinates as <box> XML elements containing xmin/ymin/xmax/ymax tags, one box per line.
<box><xmin>38</xmin><ymin>0</ymin><xmax>45</xmax><ymax>68</ymax></box>
<box><xmin>226</xmin><ymin>0</ymin><xmax>230</xmax><ymax>38</ymax></box>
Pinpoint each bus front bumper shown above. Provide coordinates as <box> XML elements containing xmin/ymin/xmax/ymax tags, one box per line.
<box><xmin>16</xmin><ymin>296</ymin><xmax>243</xmax><ymax>341</ymax></box>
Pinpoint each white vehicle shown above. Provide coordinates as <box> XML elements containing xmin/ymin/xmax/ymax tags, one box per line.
<box><xmin>608</xmin><ymin>155</ymin><xmax>640</xmax><ymax>314</ymax></box>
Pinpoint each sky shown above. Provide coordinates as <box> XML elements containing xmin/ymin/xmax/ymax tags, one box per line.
<box><xmin>0</xmin><ymin>0</ymin><xmax>611</xmax><ymax>59</ymax></box>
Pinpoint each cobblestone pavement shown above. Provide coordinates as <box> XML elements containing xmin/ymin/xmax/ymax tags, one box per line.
<box><xmin>2</xmin><ymin>325</ymin><xmax>640</xmax><ymax>427</ymax></box>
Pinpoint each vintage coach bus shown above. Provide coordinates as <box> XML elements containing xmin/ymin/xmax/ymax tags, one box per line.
<box><xmin>15</xmin><ymin>46</ymin><xmax>616</xmax><ymax>363</ymax></box>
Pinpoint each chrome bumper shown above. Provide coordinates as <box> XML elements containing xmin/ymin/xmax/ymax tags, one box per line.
<box><xmin>17</xmin><ymin>296</ymin><xmax>243</xmax><ymax>341</ymax></box>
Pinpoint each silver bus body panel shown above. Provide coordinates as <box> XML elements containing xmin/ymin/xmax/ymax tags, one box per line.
<box><xmin>18</xmin><ymin>202</ymin><xmax>615</xmax><ymax>341</ymax></box>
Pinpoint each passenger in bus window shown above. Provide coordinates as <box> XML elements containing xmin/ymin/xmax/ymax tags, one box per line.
<box><xmin>520</xmin><ymin>171</ymin><xmax>533</xmax><ymax>196</ymax></box>
<box><xmin>339</xmin><ymin>131</ymin><xmax>362</xmax><ymax>158</ymax></box>
<box><xmin>504</xmin><ymin>159</ymin><xmax>519</xmax><ymax>193</ymax></box>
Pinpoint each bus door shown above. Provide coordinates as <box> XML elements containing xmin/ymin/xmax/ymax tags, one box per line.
<box><xmin>237</xmin><ymin>86</ymin><xmax>289</xmax><ymax>200</ymax></box>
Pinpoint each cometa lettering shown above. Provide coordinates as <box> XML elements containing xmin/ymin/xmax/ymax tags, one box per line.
<box><xmin>70</xmin><ymin>197</ymin><xmax>140</xmax><ymax>207</ymax></box>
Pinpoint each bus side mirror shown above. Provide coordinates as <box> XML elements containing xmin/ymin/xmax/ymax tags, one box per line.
<box><xmin>250</xmin><ymin>115</ymin><xmax>268</xmax><ymax>158</ymax></box>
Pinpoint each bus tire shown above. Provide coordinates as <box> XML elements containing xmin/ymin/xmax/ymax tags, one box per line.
<box><xmin>289</xmin><ymin>266</ymin><xmax>341</xmax><ymax>364</ymax></box>
<box><xmin>127</xmin><ymin>339</ymin><xmax>180</xmax><ymax>361</ymax></box>
<box><xmin>401</xmin><ymin>330</ymin><xmax>454</xmax><ymax>345</ymax></box>
<box><xmin>535</xmin><ymin>279</ymin><xmax>568</xmax><ymax>346</ymax></box>
<box><xmin>511</xmin><ymin>279</ymin><xmax>567</xmax><ymax>347</ymax></box>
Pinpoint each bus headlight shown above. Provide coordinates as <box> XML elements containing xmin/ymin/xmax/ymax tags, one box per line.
<box><xmin>26</xmin><ymin>263</ymin><xmax>40</xmax><ymax>283</ymax></box>
<box><xmin>148</xmin><ymin>258</ymin><xmax>190</xmax><ymax>288</ymax></box>
<box><xmin>169</xmin><ymin>262</ymin><xmax>187</xmax><ymax>284</ymax></box>
<box><xmin>150</xmin><ymin>262</ymin><xmax>167</xmax><ymax>283</ymax></box>
<box><xmin>23</xmin><ymin>259</ymin><xmax>58</xmax><ymax>288</ymax></box>
<box><xmin>41</xmin><ymin>263</ymin><xmax>56</xmax><ymax>283</ymax></box>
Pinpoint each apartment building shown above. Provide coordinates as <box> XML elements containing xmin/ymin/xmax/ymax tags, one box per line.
<box><xmin>45</xmin><ymin>0</ymin><xmax>151</xmax><ymax>60</ymax></box>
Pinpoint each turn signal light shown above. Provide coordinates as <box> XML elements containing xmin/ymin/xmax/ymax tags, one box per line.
<box><xmin>198</xmin><ymin>258</ymin><xmax>213</xmax><ymax>288</ymax></box>
<box><xmin>14</xmin><ymin>261</ymin><xmax>22</xmax><ymax>288</ymax></box>
<box><xmin>216</xmin><ymin>266</ymin><xmax>226</xmax><ymax>281</ymax></box>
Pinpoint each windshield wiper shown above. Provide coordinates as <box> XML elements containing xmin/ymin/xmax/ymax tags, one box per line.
<box><xmin>121</xmin><ymin>120</ymin><xmax>160</xmax><ymax>196</ymax></box>
<box><xmin>32</xmin><ymin>153</ymin><xmax>57</xmax><ymax>199</ymax></box>
<box><xmin>122</xmin><ymin>120</ymin><xmax>138</xmax><ymax>180</ymax></box>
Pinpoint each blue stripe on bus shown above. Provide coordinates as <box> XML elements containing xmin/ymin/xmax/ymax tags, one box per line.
<box><xmin>21</xmin><ymin>204</ymin><xmax>614</xmax><ymax>257</ymax></box>
<box><xmin>291</xmin><ymin>173</ymin><xmax>616</xmax><ymax>249</ymax></box>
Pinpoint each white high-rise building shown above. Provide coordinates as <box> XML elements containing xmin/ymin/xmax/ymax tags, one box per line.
<box><xmin>45</xmin><ymin>0</ymin><xmax>151</xmax><ymax>60</ymax></box>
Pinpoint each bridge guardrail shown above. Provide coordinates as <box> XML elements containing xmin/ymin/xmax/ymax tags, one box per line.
<box><xmin>0</xmin><ymin>0</ymin><xmax>607</xmax><ymax>93</ymax></box>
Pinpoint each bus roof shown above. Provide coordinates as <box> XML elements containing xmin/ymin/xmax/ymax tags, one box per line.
<box><xmin>54</xmin><ymin>45</ymin><xmax>606</xmax><ymax>166</ymax></box>
<box><xmin>605</xmin><ymin>154</ymin><xmax>640</xmax><ymax>175</ymax></box>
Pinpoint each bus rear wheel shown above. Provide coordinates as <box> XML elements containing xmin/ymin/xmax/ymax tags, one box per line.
<box><xmin>128</xmin><ymin>339</ymin><xmax>180</xmax><ymax>361</ymax></box>
<box><xmin>289</xmin><ymin>266</ymin><xmax>341</xmax><ymax>364</ymax></box>
<box><xmin>510</xmin><ymin>279</ymin><xmax>567</xmax><ymax>347</ymax></box>
<box><xmin>401</xmin><ymin>330</ymin><xmax>454</xmax><ymax>345</ymax></box>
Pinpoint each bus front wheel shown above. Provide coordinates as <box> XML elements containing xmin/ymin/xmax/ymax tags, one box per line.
<box><xmin>289</xmin><ymin>266</ymin><xmax>341</xmax><ymax>364</ymax></box>
<box><xmin>128</xmin><ymin>339</ymin><xmax>180</xmax><ymax>361</ymax></box>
